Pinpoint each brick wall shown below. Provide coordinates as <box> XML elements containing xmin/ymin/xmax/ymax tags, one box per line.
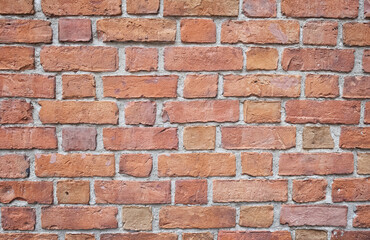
<box><xmin>0</xmin><ymin>0</ymin><xmax>369</xmax><ymax>239</ymax></box>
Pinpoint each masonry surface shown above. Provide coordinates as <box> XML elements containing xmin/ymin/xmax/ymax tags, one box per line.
<box><xmin>0</xmin><ymin>0</ymin><xmax>369</xmax><ymax>240</ymax></box>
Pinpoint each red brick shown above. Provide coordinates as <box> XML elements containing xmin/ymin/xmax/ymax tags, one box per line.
<box><xmin>158</xmin><ymin>153</ymin><xmax>235</xmax><ymax>177</ymax></box>
<box><xmin>246</xmin><ymin>47</ymin><xmax>278</xmax><ymax>70</ymax></box>
<box><xmin>95</xmin><ymin>180</ymin><xmax>171</xmax><ymax>204</ymax></box>
<box><xmin>0</xmin><ymin>127</ymin><xmax>57</xmax><ymax>150</ymax></box>
<box><xmin>0</xmin><ymin>0</ymin><xmax>34</xmax><ymax>14</ymax></box>
<box><xmin>332</xmin><ymin>178</ymin><xmax>370</xmax><ymax>202</ymax></box>
<box><xmin>40</xmin><ymin>46</ymin><xmax>118</xmax><ymax>72</ymax></box>
<box><xmin>213</xmin><ymin>180</ymin><xmax>288</xmax><ymax>202</ymax></box>
<box><xmin>0</xmin><ymin>74</ymin><xmax>55</xmax><ymax>98</ymax></box>
<box><xmin>282</xmin><ymin>48</ymin><xmax>355</xmax><ymax>72</ymax></box>
<box><xmin>1</xmin><ymin>207</ymin><xmax>35</xmax><ymax>230</ymax></box>
<box><xmin>303</xmin><ymin>21</ymin><xmax>338</xmax><ymax>46</ymax></box>
<box><xmin>343</xmin><ymin>23</ymin><xmax>370</xmax><ymax>46</ymax></box>
<box><xmin>223</xmin><ymin>74</ymin><xmax>301</xmax><ymax>97</ymax></box>
<box><xmin>125</xmin><ymin>47</ymin><xmax>158</xmax><ymax>72</ymax></box>
<box><xmin>57</xmin><ymin>180</ymin><xmax>90</xmax><ymax>204</ymax></box>
<box><xmin>62</xmin><ymin>127</ymin><xmax>96</xmax><ymax>151</ymax></box>
<box><xmin>366</xmin><ymin>0</ymin><xmax>370</xmax><ymax>18</ymax></box>
<box><xmin>183</xmin><ymin>74</ymin><xmax>218</xmax><ymax>98</ymax></box>
<box><xmin>103</xmin><ymin>75</ymin><xmax>178</xmax><ymax>99</ymax></box>
<box><xmin>241</xmin><ymin>152</ymin><xmax>273</xmax><ymax>177</ymax></box>
<box><xmin>181</xmin><ymin>19</ymin><xmax>216</xmax><ymax>43</ymax></box>
<box><xmin>163</xmin><ymin>100</ymin><xmax>239</xmax><ymax>123</ymax></box>
<box><xmin>183</xmin><ymin>233</ymin><xmax>213</xmax><ymax>240</ymax></box>
<box><xmin>119</xmin><ymin>154</ymin><xmax>153</xmax><ymax>177</ymax></box>
<box><xmin>62</xmin><ymin>74</ymin><xmax>95</xmax><ymax>99</ymax></box>
<box><xmin>175</xmin><ymin>179</ymin><xmax>207</xmax><ymax>205</ymax></box>
<box><xmin>164</xmin><ymin>47</ymin><xmax>243</xmax><ymax>71</ymax></box>
<box><xmin>0</xmin><ymin>46</ymin><xmax>34</xmax><ymax>71</ymax></box>
<box><xmin>365</xmin><ymin>103</ymin><xmax>370</xmax><ymax>124</ymax></box>
<box><xmin>280</xmin><ymin>205</ymin><xmax>347</xmax><ymax>227</ymax></box>
<box><xmin>222</xmin><ymin>126</ymin><xmax>296</xmax><ymax>150</ymax></box>
<box><xmin>35</xmin><ymin>154</ymin><xmax>114</xmax><ymax>177</ymax></box>
<box><xmin>65</xmin><ymin>234</ymin><xmax>95</xmax><ymax>240</ymax></box>
<box><xmin>0</xmin><ymin>155</ymin><xmax>29</xmax><ymax>179</ymax></box>
<box><xmin>0</xmin><ymin>234</ymin><xmax>57</xmax><ymax>240</ymax></box>
<box><xmin>97</xmin><ymin>18</ymin><xmax>176</xmax><ymax>42</ymax></box>
<box><xmin>364</xmin><ymin>50</ymin><xmax>370</xmax><ymax>73</ymax></box>
<box><xmin>243</xmin><ymin>0</ymin><xmax>276</xmax><ymax>17</ymax></box>
<box><xmin>340</xmin><ymin>127</ymin><xmax>370</xmax><ymax>149</ymax></box>
<box><xmin>0</xmin><ymin>100</ymin><xmax>33</xmax><ymax>124</ymax></box>
<box><xmin>305</xmin><ymin>74</ymin><xmax>339</xmax><ymax>98</ymax></box>
<box><xmin>39</xmin><ymin>101</ymin><xmax>118</xmax><ymax>124</ymax></box>
<box><xmin>125</xmin><ymin>101</ymin><xmax>156</xmax><ymax>125</ymax></box>
<box><xmin>159</xmin><ymin>206</ymin><xmax>235</xmax><ymax>229</ymax></box>
<box><xmin>41</xmin><ymin>206</ymin><xmax>117</xmax><ymax>230</ymax></box>
<box><xmin>244</xmin><ymin>101</ymin><xmax>281</xmax><ymax>123</ymax></box>
<box><xmin>163</xmin><ymin>0</ymin><xmax>239</xmax><ymax>16</ymax></box>
<box><xmin>343</xmin><ymin>76</ymin><xmax>370</xmax><ymax>99</ymax></box>
<box><xmin>354</xmin><ymin>205</ymin><xmax>370</xmax><ymax>228</ymax></box>
<box><xmin>239</xmin><ymin>205</ymin><xmax>274</xmax><ymax>228</ymax></box>
<box><xmin>218</xmin><ymin>231</ymin><xmax>292</xmax><ymax>240</ymax></box>
<box><xmin>221</xmin><ymin>20</ymin><xmax>299</xmax><ymax>44</ymax></box>
<box><xmin>285</xmin><ymin>100</ymin><xmax>360</xmax><ymax>124</ymax></box>
<box><xmin>0</xmin><ymin>19</ymin><xmax>52</xmax><ymax>43</ymax></box>
<box><xmin>332</xmin><ymin>230</ymin><xmax>370</xmax><ymax>240</ymax></box>
<box><xmin>183</xmin><ymin>126</ymin><xmax>216</xmax><ymax>150</ymax></box>
<box><xmin>126</xmin><ymin>0</ymin><xmax>159</xmax><ymax>14</ymax></box>
<box><xmin>281</xmin><ymin>0</ymin><xmax>358</xmax><ymax>18</ymax></box>
<box><xmin>59</xmin><ymin>19</ymin><xmax>91</xmax><ymax>42</ymax></box>
<box><xmin>0</xmin><ymin>181</ymin><xmax>53</xmax><ymax>204</ymax></box>
<box><xmin>41</xmin><ymin>0</ymin><xmax>121</xmax><ymax>16</ymax></box>
<box><xmin>279</xmin><ymin>153</ymin><xmax>354</xmax><ymax>176</ymax></box>
<box><xmin>103</xmin><ymin>127</ymin><xmax>178</xmax><ymax>150</ymax></box>
<box><xmin>101</xmin><ymin>233</ymin><xmax>177</xmax><ymax>240</ymax></box>
<box><xmin>293</xmin><ymin>179</ymin><xmax>327</xmax><ymax>203</ymax></box>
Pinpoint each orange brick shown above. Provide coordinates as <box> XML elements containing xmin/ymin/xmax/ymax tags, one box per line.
<box><xmin>0</xmin><ymin>155</ymin><xmax>29</xmax><ymax>179</ymax></box>
<box><xmin>332</xmin><ymin>178</ymin><xmax>370</xmax><ymax>202</ymax></box>
<box><xmin>343</xmin><ymin>23</ymin><xmax>370</xmax><ymax>46</ymax></box>
<box><xmin>181</xmin><ymin>19</ymin><xmax>216</xmax><ymax>43</ymax></box>
<box><xmin>125</xmin><ymin>101</ymin><xmax>156</xmax><ymax>125</ymax></box>
<box><xmin>65</xmin><ymin>234</ymin><xmax>95</xmax><ymax>240</ymax></box>
<box><xmin>175</xmin><ymin>179</ymin><xmax>208</xmax><ymax>205</ymax></box>
<box><xmin>0</xmin><ymin>0</ymin><xmax>34</xmax><ymax>14</ymax></box>
<box><xmin>243</xmin><ymin>0</ymin><xmax>276</xmax><ymax>17</ymax></box>
<box><xmin>332</xmin><ymin>230</ymin><xmax>370</xmax><ymax>240</ymax></box>
<box><xmin>0</xmin><ymin>181</ymin><xmax>53</xmax><ymax>204</ymax></box>
<box><xmin>354</xmin><ymin>205</ymin><xmax>370</xmax><ymax>228</ymax></box>
<box><xmin>358</xmin><ymin>153</ymin><xmax>370</xmax><ymax>175</ymax></box>
<box><xmin>244</xmin><ymin>101</ymin><xmax>281</xmax><ymax>123</ymax></box>
<box><xmin>0</xmin><ymin>46</ymin><xmax>34</xmax><ymax>71</ymax></box>
<box><xmin>0</xmin><ymin>19</ymin><xmax>52</xmax><ymax>43</ymax></box>
<box><xmin>303</xmin><ymin>21</ymin><xmax>338</xmax><ymax>46</ymax></box>
<box><xmin>183</xmin><ymin>74</ymin><xmax>218</xmax><ymax>99</ymax></box>
<box><xmin>305</xmin><ymin>74</ymin><xmax>339</xmax><ymax>98</ymax></box>
<box><xmin>183</xmin><ymin>233</ymin><xmax>213</xmax><ymax>240</ymax></box>
<box><xmin>119</xmin><ymin>154</ymin><xmax>153</xmax><ymax>177</ymax></box>
<box><xmin>340</xmin><ymin>127</ymin><xmax>370</xmax><ymax>149</ymax></box>
<box><xmin>1</xmin><ymin>207</ymin><xmax>35</xmax><ymax>230</ymax></box>
<box><xmin>0</xmin><ymin>100</ymin><xmax>33</xmax><ymax>124</ymax></box>
<box><xmin>246</xmin><ymin>47</ymin><xmax>278</xmax><ymax>70</ymax></box>
<box><xmin>101</xmin><ymin>233</ymin><xmax>177</xmax><ymax>240</ymax></box>
<box><xmin>241</xmin><ymin>152</ymin><xmax>273</xmax><ymax>176</ymax></box>
<box><xmin>343</xmin><ymin>76</ymin><xmax>370</xmax><ymax>99</ymax></box>
<box><xmin>363</xmin><ymin>50</ymin><xmax>370</xmax><ymax>72</ymax></box>
<box><xmin>240</xmin><ymin>205</ymin><xmax>274</xmax><ymax>228</ymax></box>
<box><xmin>57</xmin><ymin>180</ymin><xmax>90</xmax><ymax>204</ymax></box>
<box><xmin>219</xmin><ymin>231</ymin><xmax>292</xmax><ymax>240</ymax></box>
<box><xmin>125</xmin><ymin>47</ymin><xmax>158</xmax><ymax>72</ymax></box>
<box><xmin>163</xmin><ymin>0</ymin><xmax>239</xmax><ymax>16</ymax></box>
<box><xmin>293</xmin><ymin>179</ymin><xmax>327</xmax><ymax>203</ymax></box>
<box><xmin>62</xmin><ymin>74</ymin><xmax>95</xmax><ymax>99</ymax></box>
<box><xmin>126</xmin><ymin>0</ymin><xmax>159</xmax><ymax>14</ymax></box>
<box><xmin>183</xmin><ymin>126</ymin><xmax>216</xmax><ymax>150</ymax></box>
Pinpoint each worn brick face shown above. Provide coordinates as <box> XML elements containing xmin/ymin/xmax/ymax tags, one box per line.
<box><xmin>0</xmin><ymin>46</ymin><xmax>34</xmax><ymax>71</ymax></box>
<box><xmin>0</xmin><ymin>155</ymin><xmax>29</xmax><ymax>179</ymax></box>
<box><xmin>1</xmin><ymin>207</ymin><xmax>36</xmax><ymax>230</ymax></box>
<box><xmin>59</xmin><ymin>19</ymin><xmax>91</xmax><ymax>42</ymax></box>
<box><xmin>0</xmin><ymin>19</ymin><xmax>52</xmax><ymax>43</ymax></box>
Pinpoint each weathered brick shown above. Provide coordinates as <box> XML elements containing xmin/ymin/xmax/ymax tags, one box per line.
<box><xmin>303</xmin><ymin>21</ymin><xmax>338</xmax><ymax>46</ymax></box>
<box><xmin>340</xmin><ymin>127</ymin><xmax>370</xmax><ymax>149</ymax></box>
<box><xmin>183</xmin><ymin>233</ymin><xmax>213</xmax><ymax>240</ymax></box>
<box><xmin>0</xmin><ymin>100</ymin><xmax>33</xmax><ymax>124</ymax></box>
<box><xmin>183</xmin><ymin>74</ymin><xmax>218</xmax><ymax>98</ymax></box>
<box><xmin>282</xmin><ymin>48</ymin><xmax>355</xmax><ymax>72</ymax></box>
<box><xmin>40</xmin><ymin>46</ymin><xmax>118</xmax><ymax>72</ymax></box>
<box><xmin>279</xmin><ymin>153</ymin><xmax>354</xmax><ymax>176</ymax></box>
<box><xmin>303</xmin><ymin>126</ymin><xmax>334</xmax><ymax>149</ymax></box>
<box><xmin>366</xmin><ymin>103</ymin><xmax>370</xmax><ymax>124</ymax></box>
<box><xmin>332</xmin><ymin>178</ymin><xmax>370</xmax><ymax>202</ymax></box>
<box><xmin>241</xmin><ymin>152</ymin><xmax>273</xmax><ymax>176</ymax></box>
<box><xmin>183</xmin><ymin>126</ymin><xmax>216</xmax><ymax>150</ymax></box>
<box><xmin>181</xmin><ymin>19</ymin><xmax>216</xmax><ymax>43</ymax></box>
<box><xmin>222</xmin><ymin>126</ymin><xmax>296</xmax><ymax>150</ymax></box>
<box><xmin>57</xmin><ymin>180</ymin><xmax>90</xmax><ymax>204</ymax></box>
<box><xmin>293</xmin><ymin>179</ymin><xmax>327</xmax><ymax>203</ymax></box>
<box><xmin>163</xmin><ymin>0</ymin><xmax>239</xmax><ymax>16</ymax></box>
<box><xmin>65</xmin><ymin>234</ymin><xmax>95</xmax><ymax>240</ymax></box>
<box><xmin>0</xmin><ymin>74</ymin><xmax>55</xmax><ymax>98</ymax></box>
<box><xmin>366</xmin><ymin>0</ymin><xmax>370</xmax><ymax>18</ymax></box>
<box><xmin>175</xmin><ymin>179</ymin><xmax>207</xmax><ymax>205</ymax></box>
<box><xmin>0</xmin><ymin>181</ymin><xmax>53</xmax><ymax>204</ymax></box>
<box><xmin>125</xmin><ymin>101</ymin><xmax>156</xmax><ymax>125</ymax></box>
<box><xmin>343</xmin><ymin>23</ymin><xmax>370</xmax><ymax>46</ymax></box>
<box><xmin>358</xmin><ymin>153</ymin><xmax>370</xmax><ymax>175</ymax></box>
<box><xmin>164</xmin><ymin>47</ymin><xmax>243</xmax><ymax>71</ymax></box>
<box><xmin>213</xmin><ymin>180</ymin><xmax>288</xmax><ymax>202</ymax></box>
<box><xmin>97</xmin><ymin>18</ymin><xmax>176</xmax><ymax>42</ymax></box>
<box><xmin>103</xmin><ymin>75</ymin><xmax>178</xmax><ymax>99</ymax></box>
<box><xmin>159</xmin><ymin>206</ymin><xmax>235</xmax><ymax>229</ymax></box>
<box><xmin>280</xmin><ymin>205</ymin><xmax>347</xmax><ymax>226</ymax></box>
<box><xmin>223</xmin><ymin>74</ymin><xmax>301</xmax><ymax>97</ymax></box>
<box><xmin>59</xmin><ymin>19</ymin><xmax>91</xmax><ymax>42</ymax></box>
<box><xmin>41</xmin><ymin>206</ymin><xmax>117</xmax><ymax>230</ymax></box>
<box><xmin>125</xmin><ymin>47</ymin><xmax>158</xmax><ymax>72</ymax></box>
<box><xmin>0</xmin><ymin>19</ymin><xmax>52</xmax><ymax>43</ymax></box>
<box><xmin>62</xmin><ymin>127</ymin><xmax>96</xmax><ymax>151</ymax></box>
<box><xmin>281</xmin><ymin>0</ymin><xmax>358</xmax><ymax>18</ymax></box>
<box><xmin>0</xmin><ymin>155</ymin><xmax>29</xmax><ymax>179</ymax></box>
<box><xmin>35</xmin><ymin>154</ymin><xmax>114</xmax><ymax>177</ymax></box>
<box><xmin>332</xmin><ymin>230</ymin><xmax>370</xmax><ymax>240</ymax></box>
<box><xmin>0</xmin><ymin>46</ymin><xmax>34</xmax><ymax>71</ymax></box>
<box><xmin>119</xmin><ymin>154</ymin><xmax>153</xmax><ymax>177</ymax></box>
<box><xmin>305</xmin><ymin>74</ymin><xmax>339</xmax><ymax>98</ymax></box>
<box><xmin>240</xmin><ymin>205</ymin><xmax>274</xmax><ymax>228</ymax></box>
<box><xmin>126</xmin><ymin>0</ymin><xmax>159</xmax><ymax>14</ymax></box>
<box><xmin>246</xmin><ymin>47</ymin><xmax>278</xmax><ymax>70</ymax></box>
<box><xmin>122</xmin><ymin>206</ymin><xmax>152</xmax><ymax>231</ymax></box>
<box><xmin>0</xmin><ymin>234</ymin><xmax>57</xmax><ymax>240</ymax></box>
<box><xmin>0</xmin><ymin>127</ymin><xmax>57</xmax><ymax>150</ymax></box>
<box><xmin>158</xmin><ymin>153</ymin><xmax>236</xmax><ymax>177</ymax></box>
<box><xmin>103</xmin><ymin>127</ymin><xmax>178</xmax><ymax>150</ymax></box>
<box><xmin>42</xmin><ymin>0</ymin><xmax>121</xmax><ymax>16</ymax></box>
<box><xmin>1</xmin><ymin>207</ymin><xmax>35</xmax><ymax>230</ymax></box>
<box><xmin>364</xmin><ymin>50</ymin><xmax>370</xmax><ymax>72</ymax></box>
<box><xmin>295</xmin><ymin>230</ymin><xmax>327</xmax><ymax>240</ymax></box>
<box><xmin>0</xmin><ymin>0</ymin><xmax>34</xmax><ymax>14</ymax></box>
<box><xmin>243</xmin><ymin>0</ymin><xmax>276</xmax><ymax>17</ymax></box>
<box><xmin>163</xmin><ymin>100</ymin><xmax>239</xmax><ymax>123</ymax></box>
<box><xmin>354</xmin><ymin>205</ymin><xmax>370</xmax><ymax>228</ymax></box>
<box><xmin>218</xmin><ymin>231</ymin><xmax>292</xmax><ymax>240</ymax></box>
<box><xmin>244</xmin><ymin>101</ymin><xmax>281</xmax><ymax>123</ymax></box>
<box><xmin>343</xmin><ymin>76</ymin><xmax>370</xmax><ymax>99</ymax></box>
<box><xmin>62</xmin><ymin>74</ymin><xmax>95</xmax><ymax>99</ymax></box>
<box><xmin>101</xmin><ymin>233</ymin><xmax>177</xmax><ymax>240</ymax></box>
<box><xmin>95</xmin><ymin>180</ymin><xmax>171</xmax><ymax>204</ymax></box>
<box><xmin>221</xmin><ymin>20</ymin><xmax>299</xmax><ymax>44</ymax></box>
